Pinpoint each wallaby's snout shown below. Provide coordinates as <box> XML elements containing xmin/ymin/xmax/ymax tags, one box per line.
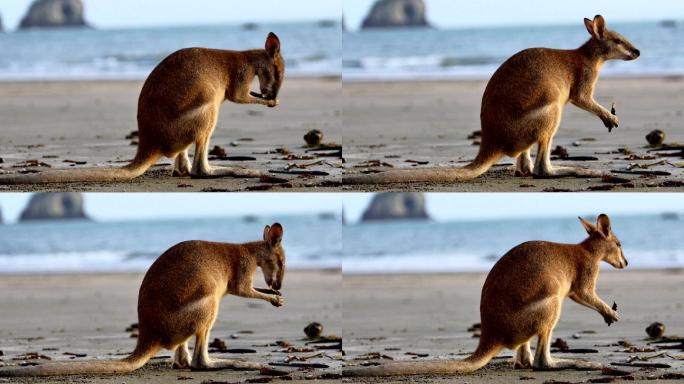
<box><xmin>261</xmin><ymin>223</ymin><xmax>285</xmax><ymax>290</ymax></box>
<box><xmin>257</xmin><ymin>32</ymin><xmax>284</xmax><ymax>104</ymax></box>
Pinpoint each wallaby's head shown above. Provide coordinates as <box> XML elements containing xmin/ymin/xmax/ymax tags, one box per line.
<box><xmin>579</xmin><ymin>214</ymin><xmax>628</xmax><ymax>269</ymax></box>
<box><xmin>260</xmin><ymin>223</ymin><xmax>285</xmax><ymax>290</ymax></box>
<box><xmin>258</xmin><ymin>32</ymin><xmax>285</xmax><ymax>101</ymax></box>
<box><xmin>583</xmin><ymin>15</ymin><xmax>640</xmax><ymax>61</ymax></box>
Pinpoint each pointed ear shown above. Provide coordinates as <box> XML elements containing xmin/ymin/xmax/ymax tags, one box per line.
<box><xmin>263</xmin><ymin>225</ymin><xmax>271</xmax><ymax>242</ymax></box>
<box><xmin>578</xmin><ymin>216</ymin><xmax>596</xmax><ymax>235</ymax></box>
<box><xmin>265</xmin><ymin>32</ymin><xmax>280</xmax><ymax>58</ymax></box>
<box><xmin>584</xmin><ymin>17</ymin><xmax>596</xmax><ymax>38</ymax></box>
<box><xmin>266</xmin><ymin>223</ymin><xmax>283</xmax><ymax>247</ymax></box>
<box><xmin>596</xmin><ymin>214</ymin><xmax>611</xmax><ymax>237</ymax></box>
<box><xmin>593</xmin><ymin>15</ymin><xmax>606</xmax><ymax>39</ymax></box>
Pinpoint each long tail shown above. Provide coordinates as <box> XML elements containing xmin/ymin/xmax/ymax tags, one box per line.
<box><xmin>344</xmin><ymin>339</ymin><xmax>502</xmax><ymax>377</ymax></box>
<box><xmin>0</xmin><ymin>151</ymin><xmax>161</xmax><ymax>185</ymax></box>
<box><xmin>0</xmin><ymin>341</ymin><xmax>160</xmax><ymax>377</ymax></box>
<box><xmin>343</xmin><ymin>150</ymin><xmax>502</xmax><ymax>185</ymax></box>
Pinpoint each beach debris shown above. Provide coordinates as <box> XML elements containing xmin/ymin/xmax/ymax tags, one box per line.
<box><xmin>609</xmin><ymin>102</ymin><xmax>617</xmax><ymax>133</ymax></box>
<box><xmin>646</xmin><ymin>130</ymin><xmax>666</xmax><ymax>146</ymax></box>
<box><xmin>612</xmin><ymin>170</ymin><xmax>671</xmax><ymax>176</ymax></box>
<box><xmin>304</xmin><ymin>129</ymin><xmax>324</xmax><ymax>147</ymax></box>
<box><xmin>63</xmin><ymin>159</ymin><xmax>86</xmax><ymax>165</ymax></box>
<box><xmin>405</xmin><ymin>159</ymin><xmax>429</xmax><ymax>165</ymax></box>
<box><xmin>612</xmin><ymin>361</ymin><xmax>671</xmax><ymax>369</ymax></box>
<box><xmin>269</xmin><ymin>362</ymin><xmax>329</xmax><ymax>369</ymax></box>
<box><xmin>628</xmin><ymin>159</ymin><xmax>668</xmax><ymax>170</ymax></box>
<box><xmin>259</xmin><ymin>366</ymin><xmax>289</xmax><ymax>376</ymax></box>
<box><xmin>467</xmin><ymin>323</ymin><xmax>481</xmax><ymax>332</ymax></box>
<box><xmin>275</xmin><ymin>147</ymin><xmax>290</xmax><ymax>155</ymax></box>
<box><xmin>125</xmin><ymin>131</ymin><xmax>138</xmax><ymax>140</ymax></box>
<box><xmin>12</xmin><ymin>352</ymin><xmax>51</xmax><ymax>361</ymax></box>
<box><xmin>229</xmin><ymin>141</ymin><xmax>240</xmax><ymax>147</ymax></box>
<box><xmin>354</xmin><ymin>352</ymin><xmax>393</xmax><ymax>361</ymax></box>
<box><xmin>270</xmin><ymin>169</ymin><xmax>329</xmax><ymax>176</ymax></box>
<box><xmin>63</xmin><ymin>352</ymin><xmax>87</xmax><ymax>358</ymax></box>
<box><xmin>209</xmin><ymin>145</ymin><xmax>227</xmax><ymax>157</ymax></box>
<box><xmin>551</xmin><ymin>145</ymin><xmax>569</xmax><ymax>158</ymax></box>
<box><xmin>543</xmin><ymin>187</ymin><xmax>573</xmax><ymax>192</ymax></box>
<box><xmin>467</xmin><ymin>130</ymin><xmax>481</xmax><ymax>140</ymax></box>
<box><xmin>279</xmin><ymin>346</ymin><xmax>315</xmax><ymax>353</ymax></box>
<box><xmin>0</xmin><ymin>158</ymin><xmax>4</xmax><ymax>163</ymax></box>
<box><xmin>601</xmin><ymin>366</ymin><xmax>631</xmax><ymax>376</ymax></box>
<box><xmin>209</xmin><ymin>338</ymin><xmax>227</xmax><ymax>350</ymax></box>
<box><xmin>558</xmin><ymin>156</ymin><xmax>599</xmax><ymax>161</ymax></box>
<box><xmin>125</xmin><ymin>323</ymin><xmax>138</xmax><ymax>332</ymax></box>
<box><xmin>280</xmin><ymin>153</ymin><xmax>316</xmax><ymax>161</ymax></box>
<box><xmin>354</xmin><ymin>159</ymin><xmax>393</xmax><ymax>168</ymax></box>
<box><xmin>304</xmin><ymin>322</ymin><xmax>324</xmax><ymax>339</ymax></box>
<box><xmin>551</xmin><ymin>338</ymin><xmax>569</xmax><ymax>351</ymax></box>
<box><xmin>405</xmin><ymin>352</ymin><xmax>429</xmax><ymax>358</ymax></box>
<box><xmin>13</xmin><ymin>160</ymin><xmax>51</xmax><ymax>168</ymax></box>
<box><xmin>646</xmin><ymin>322</ymin><xmax>666</xmax><ymax>338</ymax></box>
<box><xmin>627</xmin><ymin>351</ymin><xmax>666</xmax><ymax>362</ymax></box>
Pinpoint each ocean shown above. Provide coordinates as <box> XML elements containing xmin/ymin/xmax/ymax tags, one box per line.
<box><xmin>343</xmin><ymin>21</ymin><xmax>684</xmax><ymax>81</ymax></box>
<box><xmin>0</xmin><ymin>215</ymin><xmax>341</xmax><ymax>273</ymax></box>
<box><xmin>343</xmin><ymin>214</ymin><xmax>684</xmax><ymax>273</ymax></box>
<box><xmin>0</xmin><ymin>21</ymin><xmax>341</xmax><ymax>81</ymax></box>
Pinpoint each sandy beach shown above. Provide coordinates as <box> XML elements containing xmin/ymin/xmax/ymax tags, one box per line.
<box><xmin>0</xmin><ymin>270</ymin><xmax>342</xmax><ymax>383</ymax></box>
<box><xmin>343</xmin><ymin>270</ymin><xmax>684</xmax><ymax>383</ymax></box>
<box><xmin>0</xmin><ymin>77</ymin><xmax>342</xmax><ymax>192</ymax></box>
<box><xmin>343</xmin><ymin>77</ymin><xmax>684</xmax><ymax>192</ymax></box>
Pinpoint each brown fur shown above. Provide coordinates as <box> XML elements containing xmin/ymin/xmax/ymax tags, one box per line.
<box><xmin>0</xmin><ymin>224</ymin><xmax>286</xmax><ymax>377</ymax></box>
<box><xmin>344</xmin><ymin>15</ymin><xmax>640</xmax><ymax>185</ymax></box>
<box><xmin>344</xmin><ymin>214</ymin><xmax>627</xmax><ymax>377</ymax></box>
<box><xmin>0</xmin><ymin>33</ymin><xmax>284</xmax><ymax>185</ymax></box>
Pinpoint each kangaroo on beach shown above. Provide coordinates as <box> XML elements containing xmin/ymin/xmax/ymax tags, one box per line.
<box><xmin>345</xmin><ymin>15</ymin><xmax>640</xmax><ymax>185</ymax></box>
<box><xmin>345</xmin><ymin>214</ymin><xmax>627</xmax><ymax>377</ymax></box>
<box><xmin>0</xmin><ymin>224</ymin><xmax>286</xmax><ymax>377</ymax></box>
<box><xmin>0</xmin><ymin>33</ymin><xmax>284</xmax><ymax>185</ymax></box>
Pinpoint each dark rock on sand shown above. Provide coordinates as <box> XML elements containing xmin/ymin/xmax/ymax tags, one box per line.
<box><xmin>362</xmin><ymin>0</ymin><xmax>430</xmax><ymax>29</ymax></box>
<box><xmin>20</xmin><ymin>0</ymin><xmax>89</xmax><ymax>29</ymax></box>
<box><xmin>362</xmin><ymin>193</ymin><xmax>429</xmax><ymax>221</ymax></box>
<box><xmin>19</xmin><ymin>193</ymin><xmax>90</xmax><ymax>221</ymax></box>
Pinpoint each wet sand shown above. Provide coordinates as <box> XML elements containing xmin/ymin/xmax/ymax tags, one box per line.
<box><xmin>343</xmin><ymin>270</ymin><xmax>684</xmax><ymax>383</ymax></box>
<box><xmin>0</xmin><ymin>270</ymin><xmax>342</xmax><ymax>383</ymax></box>
<box><xmin>343</xmin><ymin>77</ymin><xmax>684</xmax><ymax>192</ymax></box>
<box><xmin>0</xmin><ymin>78</ymin><xmax>342</xmax><ymax>192</ymax></box>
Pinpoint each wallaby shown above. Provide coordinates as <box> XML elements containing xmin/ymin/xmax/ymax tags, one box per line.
<box><xmin>0</xmin><ymin>33</ymin><xmax>284</xmax><ymax>185</ymax></box>
<box><xmin>344</xmin><ymin>15</ymin><xmax>640</xmax><ymax>185</ymax></box>
<box><xmin>345</xmin><ymin>214</ymin><xmax>627</xmax><ymax>377</ymax></box>
<box><xmin>0</xmin><ymin>223</ymin><xmax>286</xmax><ymax>377</ymax></box>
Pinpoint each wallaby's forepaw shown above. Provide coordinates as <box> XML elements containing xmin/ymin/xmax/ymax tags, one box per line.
<box><xmin>603</xmin><ymin>309</ymin><xmax>619</xmax><ymax>326</ymax></box>
<box><xmin>270</xmin><ymin>295</ymin><xmax>284</xmax><ymax>307</ymax></box>
<box><xmin>601</xmin><ymin>113</ymin><xmax>619</xmax><ymax>131</ymax></box>
<box><xmin>267</xmin><ymin>99</ymin><xmax>279</xmax><ymax>108</ymax></box>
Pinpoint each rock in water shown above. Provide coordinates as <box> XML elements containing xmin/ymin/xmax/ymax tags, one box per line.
<box><xmin>19</xmin><ymin>0</ymin><xmax>89</xmax><ymax>29</ymax></box>
<box><xmin>0</xmin><ymin>13</ymin><xmax>4</xmax><ymax>32</ymax></box>
<box><xmin>362</xmin><ymin>0</ymin><xmax>430</xmax><ymax>29</ymax></box>
<box><xmin>362</xmin><ymin>193</ymin><xmax>430</xmax><ymax>221</ymax></box>
<box><xmin>19</xmin><ymin>193</ymin><xmax>90</xmax><ymax>221</ymax></box>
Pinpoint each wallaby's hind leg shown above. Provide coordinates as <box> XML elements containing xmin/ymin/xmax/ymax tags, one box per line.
<box><xmin>189</xmin><ymin>300</ymin><xmax>262</xmax><ymax>371</ymax></box>
<box><xmin>173</xmin><ymin>149</ymin><xmax>192</xmax><ymax>177</ymax></box>
<box><xmin>514</xmin><ymin>341</ymin><xmax>533</xmax><ymax>369</ymax></box>
<box><xmin>190</xmin><ymin>135</ymin><xmax>262</xmax><ymax>179</ymax></box>
<box><xmin>173</xmin><ymin>341</ymin><xmax>191</xmax><ymax>369</ymax></box>
<box><xmin>532</xmin><ymin>137</ymin><xmax>602</xmax><ymax>179</ymax></box>
<box><xmin>515</xmin><ymin>149</ymin><xmax>534</xmax><ymax>177</ymax></box>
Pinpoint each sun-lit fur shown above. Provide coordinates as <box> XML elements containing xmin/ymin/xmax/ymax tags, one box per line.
<box><xmin>345</xmin><ymin>214</ymin><xmax>627</xmax><ymax>377</ymax></box>
<box><xmin>0</xmin><ymin>224</ymin><xmax>286</xmax><ymax>377</ymax></box>
<box><xmin>0</xmin><ymin>33</ymin><xmax>284</xmax><ymax>185</ymax></box>
<box><xmin>344</xmin><ymin>15</ymin><xmax>640</xmax><ymax>185</ymax></box>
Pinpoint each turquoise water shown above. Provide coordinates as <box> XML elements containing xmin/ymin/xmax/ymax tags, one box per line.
<box><xmin>343</xmin><ymin>214</ymin><xmax>684</xmax><ymax>273</ymax></box>
<box><xmin>0</xmin><ymin>215</ymin><xmax>341</xmax><ymax>273</ymax></box>
<box><xmin>0</xmin><ymin>21</ymin><xmax>341</xmax><ymax>80</ymax></box>
<box><xmin>344</xmin><ymin>22</ymin><xmax>684</xmax><ymax>80</ymax></box>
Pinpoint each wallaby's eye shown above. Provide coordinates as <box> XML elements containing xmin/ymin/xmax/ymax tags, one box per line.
<box><xmin>612</xmin><ymin>39</ymin><xmax>622</xmax><ymax>45</ymax></box>
<box><xmin>616</xmin><ymin>241</ymin><xmax>622</xmax><ymax>247</ymax></box>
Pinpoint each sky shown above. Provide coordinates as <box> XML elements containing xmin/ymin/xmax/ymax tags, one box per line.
<box><xmin>344</xmin><ymin>0</ymin><xmax>684</xmax><ymax>30</ymax></box>
<box><xmin>0</xmin><ymin>193</ymin><xmax>343</xmax><ymax>223</ymax></box>
<box><xmin>1</xmin><ymin>193</ymin><xmax>683</xmax><ymax>224</ymax></box>
<box><xmin>0</xmin><ymin>0</ymin><xmax>341</xmax><ymax>30</ymax></box>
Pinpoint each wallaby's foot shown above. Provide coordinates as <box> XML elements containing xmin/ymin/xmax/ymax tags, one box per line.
<box><xmin>270</xmin><ymin>295</ymin><xmax>284</xmax><ymax>307</ymax></box>
<box><xmin>173</xmin><ymin>151</ymin><xmax>192</xmax><ymax>177</ymax></box>
<box><xmin>533</xmin><ymin>358</ymin><xmax>602</xmax><ymax>371</ymax></box>
<box><xmin>515</xmin><ymin>151</ymin><xmax>534</xmax><ymax>177</ymax></box>
<box><xmin>190</xmin><ymin>359</ymin><xmax>263</xmax><ymax>371</ymax></box>
<box><xmin>190</xmin><ymin>166</ymin><xmax>262</xmax><ymax>179</ymax></box>
<box><xmin>533</xmin><ymin>166</ymin><xmax>603</xmax><ymax>179</ymax></box>
<box><xmin>514</xmin><ymin>343</ymin><xmax>534</xmax><ymax>369</ymax></box>
<box><xmin>173</xmin><ymin>342</ymin><xmax>192</xmax><ymax>369</ymax></box>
